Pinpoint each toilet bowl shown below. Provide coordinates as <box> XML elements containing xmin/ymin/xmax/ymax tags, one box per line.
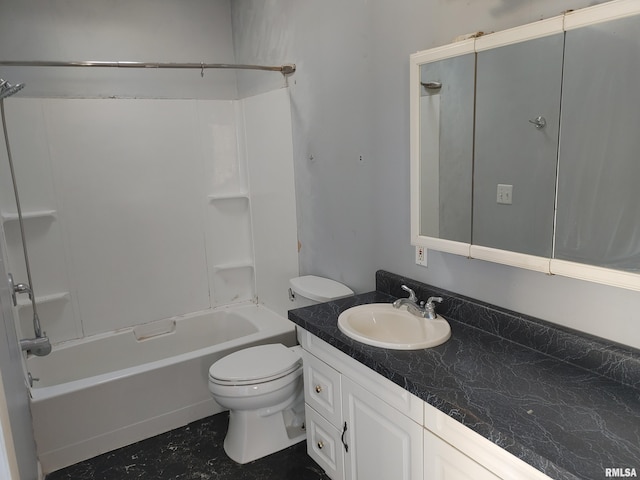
<box><xmin>208</xmin><ymin>344</ymin><xmax>305</xmax><ymax>464</ymax></box>
<box><xmin>209</xmin><ymin>275</ymin><xmax>353</xmax><ymax>464</ymax></box>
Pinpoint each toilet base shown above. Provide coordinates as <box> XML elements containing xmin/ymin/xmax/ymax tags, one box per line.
<box><xmin>223</xmin><ymin>398</ymin><xmax>306</xmax><ymax>464</ymax></box>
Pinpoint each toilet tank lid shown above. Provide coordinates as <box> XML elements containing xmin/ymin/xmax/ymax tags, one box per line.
<box><xmin>289</xmin><ymin>275</ymin><xmax>354</xmax><ymax>302</ymax></box>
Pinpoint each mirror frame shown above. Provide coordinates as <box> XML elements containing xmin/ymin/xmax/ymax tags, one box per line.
<box><xmin>409</xmin><ymin>0</ymin><xmax>640</xmax><ymax>291</ymax></box>
<box><xmin>410</xmin><ymin>39</ymin><xmax>475</xmax><ymax>258</ymax></box>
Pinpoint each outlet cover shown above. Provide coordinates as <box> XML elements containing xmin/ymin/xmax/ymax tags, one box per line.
<box><xmin>415</xmin><ymin>246</ymin><xmax>427</xmax><ymax>267</ymax></box>
<box><xmin>497</xmin><ymin>184</ymin><xmax>513</xmax><ymax>205</ymax></box>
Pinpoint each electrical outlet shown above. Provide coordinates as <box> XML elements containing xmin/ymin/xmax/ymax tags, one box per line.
<box><xmin>415</xmin><ymin>246</ymin><xmax>427</xmax><ymax>267</ymax></box>
<box><xmin>497</xmin><ymin>184</ymin><xmax>513</xmax><ymax>205</ymax></box>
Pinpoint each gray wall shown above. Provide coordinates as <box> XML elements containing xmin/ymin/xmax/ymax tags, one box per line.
<box><xmin>0</xmin><ymin>0</ymin><xmax>238</xmax><ymax>99</ymax></box>
<box><xmin>231</xmin><ymin>0</ymin><xmax>640</xmax><ymax>350</ymax></box>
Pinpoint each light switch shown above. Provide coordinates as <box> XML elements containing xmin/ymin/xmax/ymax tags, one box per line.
<box><xmin>497</xmin><ymin>184</ymin><xmax>513</xmax><ymax>205</ymax></box>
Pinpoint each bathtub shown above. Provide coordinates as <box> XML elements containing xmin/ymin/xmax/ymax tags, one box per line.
<box><xmin>27</xmin><ymin>303</ymin><xmax>297</xmax><ymax>474</ymax></box>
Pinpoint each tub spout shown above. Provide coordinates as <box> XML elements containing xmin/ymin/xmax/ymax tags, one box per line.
<box><xmin>20</xmin><ymin>335</ymin><xmax>52</xmax><ymax>357</ymax></box>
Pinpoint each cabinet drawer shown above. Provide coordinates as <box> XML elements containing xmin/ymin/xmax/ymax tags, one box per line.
<box><xmin>305</xmin><ymin>404</ymin><xmax>345</xmax><ymax>480</ymax></box>
<box><xmin>303</xmin><ymin>350</ymin><xmax>342</xmax><ymax>427</ymax></box>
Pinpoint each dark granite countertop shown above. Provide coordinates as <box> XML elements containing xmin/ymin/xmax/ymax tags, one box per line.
<box><xmin>288</xmin><ymin>271</ymin><xmax>640</xmax><ymax>480</ymax></box>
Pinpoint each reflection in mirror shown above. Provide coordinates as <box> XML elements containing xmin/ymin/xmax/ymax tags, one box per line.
<box><xmin>472</xmin><ymin>33</ymin><xmax>564</xmax><ymax>257</ymax></box>
<box><xmin>411</xmin><ymin>3</ymin><xmax>640</xmax><ymax>290</ymax></box>
<box><xmin>555</xmin><ymin>14</ymin><xmax>640</xmax><ymax>272</ymax></box>
<box><xmin>419</xmin><ymin>53</ymin><xmax>474</xmax><ymax>243</ymax></box>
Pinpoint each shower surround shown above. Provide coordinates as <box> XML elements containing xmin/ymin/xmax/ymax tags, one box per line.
<box><xmin>0</xmin><ymin>87</ymin><xmax>301</xmax><ymax>471</ymax></box>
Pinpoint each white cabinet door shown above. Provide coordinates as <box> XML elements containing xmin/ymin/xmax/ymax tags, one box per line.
<box><xmin>424</xmin><ymin>429</ymin><xmax>500</xmax><ymax>480</ymax></box>
<box><xmin>342</xmin><ymin>376</ymin><xmax>423</xmax><ymax>480</ymax></box>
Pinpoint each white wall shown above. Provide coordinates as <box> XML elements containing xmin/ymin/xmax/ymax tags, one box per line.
<box><xmin>231</xmin><ymin>0</ymin><xmax>640</xmax><ymax>350</ymax></box>
<box><xmin>243</xmin><ymin>88</ymin><xmax>300</xmax><ymax>317</ymax></box>
<box><xmin>0</xmin><ymin>93</ymin><xmax>299</xmax><ymax>343</ymax></box>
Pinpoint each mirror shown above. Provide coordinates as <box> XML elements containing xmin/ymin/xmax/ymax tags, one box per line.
<box><xmin>472</xmin><ymin>32</ymin><xmax>563</xmax><ymax>258</ymax></box>
<box><xmin>418</xmin><ymin>52</ymin><xmax>474</xmax><ymax>244</ymax></box>
<box><xmin>555</xmin><ymin>13</ymin><xmax>640</xmax><ymax>273</ymax></box>
<box><xmin>410</xmin><ymin>2</ymin><xmax>640</xmax><ymax>290</ymax></box>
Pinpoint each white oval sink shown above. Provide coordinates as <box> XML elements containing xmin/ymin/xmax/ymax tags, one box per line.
<box><xmin>337</xmin><ymin>303</ymin><xmax>451</xmax><ymax>350</ymax></box>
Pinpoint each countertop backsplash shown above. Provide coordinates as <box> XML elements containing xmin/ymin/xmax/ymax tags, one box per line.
<box><xmin>376</xmin><ymin>270</ymin><xmax>640</xmax><ymax>390</ymax></box>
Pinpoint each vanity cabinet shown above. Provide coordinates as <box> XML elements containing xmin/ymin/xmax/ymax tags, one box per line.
<box><xmin>299</xmin><ymin>328</ymin><xmax>552</xmax><ymax>480</ymax></box>
<box><xmin>301</xmin><ymin>332</ymin><xmax>423</xmax><ymax>480</ymax></box>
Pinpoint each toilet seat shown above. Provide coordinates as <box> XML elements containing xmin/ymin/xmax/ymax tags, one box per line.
<box><xmin>209</xmin><ymin>344</ymin><xmax>301</xmax><ymax>386</ymax></box>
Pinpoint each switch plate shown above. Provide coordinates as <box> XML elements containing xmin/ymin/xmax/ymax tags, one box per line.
<box><xmin>497</xmin><ymin>184</ymin><xmax>513</xmax><ymax>205</ymax></box>
<box><xmin>415</xmin><ymin>246</ymin><xmax>427</xmax><ymax>266</ymax></box>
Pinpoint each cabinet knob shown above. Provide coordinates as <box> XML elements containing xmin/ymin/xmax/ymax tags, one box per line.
<box><xmin>317</xmin><ymin>440</ymin><xmax>324</xmax><ymax>449</ymax></box>
<box><xmin>315</xmin><ymin>385</ymin><xmax>323</xmax><ymax>393</ymax></box>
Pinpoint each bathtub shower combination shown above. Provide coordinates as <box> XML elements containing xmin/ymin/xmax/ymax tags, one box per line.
<box><xmin>29</xmin><ymin>304</ymin><xmax>297</xmax><ymax>472</ymax></box>
<box><xmin>0</xmin><ymin>78</ymin><xmax>303</xmax><ymax>474</ymax></box>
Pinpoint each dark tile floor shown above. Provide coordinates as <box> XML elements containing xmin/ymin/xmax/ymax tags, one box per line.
<box><xmin>45</xmin><ymin>413</ymin><xmax>330</xmax><ymax>480</ymax></box>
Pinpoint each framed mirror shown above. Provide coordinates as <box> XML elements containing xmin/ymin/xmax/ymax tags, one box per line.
<box><xmin>410</xmin><ymin>0</ymin><xmax>640</xmax><ymax>290</ymax></box>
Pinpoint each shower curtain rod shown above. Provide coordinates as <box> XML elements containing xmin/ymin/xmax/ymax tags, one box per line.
<box><xmin>0</xmin><ymin>60</ymin><xmax>296</xmax><ymax>75</ymax></box>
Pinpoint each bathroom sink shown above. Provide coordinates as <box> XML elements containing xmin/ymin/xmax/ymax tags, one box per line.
<box><xmin>337</xmin><ymin>303</ymin><xmax>451</xmax><ymax>350</ymax></box>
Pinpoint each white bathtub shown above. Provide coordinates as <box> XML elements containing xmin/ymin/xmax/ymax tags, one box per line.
<box><xmin>27</xmin><ymin>303</ymin><xmax>297</xmax><ymax>474</ymax></box>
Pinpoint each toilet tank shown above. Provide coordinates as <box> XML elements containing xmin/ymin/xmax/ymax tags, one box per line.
<box><xmin>288</xmin><ymin>275</ymin><xmax>354</xmax><ymax>309</ymax></box>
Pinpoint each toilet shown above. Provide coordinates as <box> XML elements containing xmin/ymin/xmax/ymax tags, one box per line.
<box><xmin>208</xmin><ymin>275</ymin><xmax>353</xmax><ymax>464</ymax></box>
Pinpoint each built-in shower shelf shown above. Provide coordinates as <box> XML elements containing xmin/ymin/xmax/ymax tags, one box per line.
<box><xmin>207</xmin><ymin>193</ymin><xmax>249</xmax><ymax>201</ymax></box>
<box><xmin>16</xmin><ymin>291</ymin><xmax>70</xmax><ymax>308</ymax></box>
<box><xmin>213</xmin><ymin>261</ymin><xmax>254</xmax><ymax>272</ymax></box>
<box><xmin>1</xmin><ymin>209</ymin><xmax>57</xmax><ymax>223</ymax></box>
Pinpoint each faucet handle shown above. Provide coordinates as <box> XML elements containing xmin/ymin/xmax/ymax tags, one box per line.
<box><xmin>400</xmin><ymin>285</ymin><xmax>418</xmax><ymax>302</ymax></box>
<box><xmin>424</xmin><ymin>297</ymin><xmax>443</xmax><ymax>319</ymax></box>
<box><xmin>426</xmin><ymin>296</ymin><xmax>443</xmax><ymax>306</ymax></box>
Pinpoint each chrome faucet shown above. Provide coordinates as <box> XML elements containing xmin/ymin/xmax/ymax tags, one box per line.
<box><xmin>20</xmin><ymin>335</ymin><xmax>52</xmax><ymax>357</ymax></box>
<box><xmin>8</xmin><ymin>274</ymin><xmax>52</xmax><ymax>356</ymax></box>
<box><xmin>392</xmin><ymin>285</ymin><xmax>419</xmax><ymax>308</ymax></box>
<box><xmin>392</xmin><ymin>285</ymin><xmax>443</xmax><ymax>319</ymax></box>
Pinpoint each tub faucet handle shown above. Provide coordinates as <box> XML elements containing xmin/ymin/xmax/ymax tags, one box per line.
<box><xmin>28</xmin><ymin>373</ymin><xmax>39</xmax><ymax>387</ymax></box>
<box><xmin>7</xmin><ymin>273</ymin><xmax>32</xmax><ymax>306</ymax></box>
